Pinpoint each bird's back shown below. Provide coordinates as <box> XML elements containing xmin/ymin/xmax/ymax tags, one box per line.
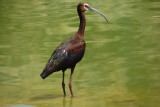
<box><xmin>41</xmin><ymin>37</ymin><xmax>85</xmax><ymax>79</ymax></box>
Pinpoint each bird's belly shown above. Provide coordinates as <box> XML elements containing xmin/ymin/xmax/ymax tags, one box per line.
<box><xmin>68</xmin><ymin>48</ymin><xmax>85</xmax><ymax>65</ymax></box>
<box><xmin>59</xmin><ymin>48</ymin><xmax>85</xmax><ymax>71</ymax></box>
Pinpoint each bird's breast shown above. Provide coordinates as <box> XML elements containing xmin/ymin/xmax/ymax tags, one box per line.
<box><xmin>67</xmin><ymin>42</ymin><xmax>85</xmax><ymax>54</ymax></box>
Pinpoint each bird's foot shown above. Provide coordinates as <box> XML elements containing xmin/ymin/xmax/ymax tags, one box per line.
<box><xmin>63</xmin><ymin>94</ymin><xmax>66</xmax><ymax>97</ymax></box>
<box><xmin>68</xmin><ymin>83</ymin><xmax>74</xmax><ymax>97</ymax></box>
<box><xmin>62</xmin><ymin>82</ymin><xmax>66</xmax><ymax>96</ymax></box>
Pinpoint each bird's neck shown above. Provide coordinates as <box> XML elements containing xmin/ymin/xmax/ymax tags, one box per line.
<box><xmin>77</xmin><ymin>10</ymin><xmax>86</xmax><ymax>36</ymax></box>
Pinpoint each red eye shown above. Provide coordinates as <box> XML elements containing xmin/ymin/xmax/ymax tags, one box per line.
<box><xmin>85</xmin><ymin>5</ymin><xmax>89</xmax><ymax>8</ymax></box>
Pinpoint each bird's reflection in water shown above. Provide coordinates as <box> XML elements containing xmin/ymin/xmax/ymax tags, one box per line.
<box><xmin>63</xmin><ymin>97</ymin><xmax>73</xmax><ymax>107</ymax></box>
<box><xmin>63</xmin><ymin>97</ymin><xmax>66</xmax><ymax>107</ymax></box>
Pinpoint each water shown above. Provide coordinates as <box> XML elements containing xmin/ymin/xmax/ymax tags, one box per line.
<box><xmin>0</xmin><ymin>0</ymin><xmax>160</xmax><ymax>107</ymax></box>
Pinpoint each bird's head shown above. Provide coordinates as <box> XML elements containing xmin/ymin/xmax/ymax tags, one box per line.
<box><xmin>77</xmin><ymin>2</ymin><xmax>89</xmax><ymax>12</ymax></box>
<box><xmin>78</xmin><ymin>2</ymin><xmax>108</xmax><ymax>22</ymax></box>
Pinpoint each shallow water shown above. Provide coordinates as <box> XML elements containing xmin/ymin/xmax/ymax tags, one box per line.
<box><xmin>0</xmin><ymin>0</ymin><xmax>160</xmax><ymax>107</ymax></box>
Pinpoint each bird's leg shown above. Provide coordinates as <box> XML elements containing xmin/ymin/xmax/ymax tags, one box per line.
<box><xmin>69</xmin><ymin>65</ymin><xmax>75</xmax><ymax>97</ymax></box>
<box><xmin>62</xmin><ymin>71</ymin><xmax>66</xmax><ymax>96</ymax></box>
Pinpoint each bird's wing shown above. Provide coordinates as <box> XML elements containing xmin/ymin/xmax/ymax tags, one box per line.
<box><xmin>43</xmin><ymin>46</ymin><xmax>68</xmax><ymax>72</ymax></box>
<box><xmin>43</xmin><ymin>39</ymin><xmax>85</xmax><ymax>73</ymax></box>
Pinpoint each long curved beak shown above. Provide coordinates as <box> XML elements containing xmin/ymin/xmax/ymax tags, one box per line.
<box><xmin>86</xmin><ymin>5</ymin><xmax>108</xmax><ymax>22</ymax></box>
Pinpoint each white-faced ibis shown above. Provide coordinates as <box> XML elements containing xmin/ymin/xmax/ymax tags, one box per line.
<box><xmin>40</xmin><ymin>2</ymin><xmax>108</xmax><ymax>97</ymax></box>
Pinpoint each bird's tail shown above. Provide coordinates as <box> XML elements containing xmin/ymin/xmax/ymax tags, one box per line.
<box><xmin>40</xmin><ymin>62</ymin><xmax>56</xmax><ymax>79</ymax></box>
<box><xmin>40</xmin><ymin>70</ymin><xmax>48</xmax><ymax>79</ymax></box>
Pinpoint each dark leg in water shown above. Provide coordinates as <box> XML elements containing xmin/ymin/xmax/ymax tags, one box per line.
<box><xmin>69</xmin><ymin>65</ymin><xmax>75</xmax><ymax>97</ymax></box>
<box><xmin>62</xmin><ymin>71</ymin><xmax>66</xmax><ymax>96</ymax></box>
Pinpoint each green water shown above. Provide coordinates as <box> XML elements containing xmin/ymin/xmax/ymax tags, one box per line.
<box><xmin>0</xmin><ymin>0</ymin><xmax>160</xmax><ymax>107</ymax></box>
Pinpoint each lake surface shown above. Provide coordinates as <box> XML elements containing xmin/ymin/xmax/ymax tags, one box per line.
<box><xmin>0</xmin><ymin>0</ymin><xmax>160</xmax><ymax>107</ymax></box>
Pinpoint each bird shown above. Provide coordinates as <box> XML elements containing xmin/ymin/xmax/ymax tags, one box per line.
<box><xmin>40</xmin><ymin>2</ymin><xmax>108</xmax><ymax>97</ymax></box>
